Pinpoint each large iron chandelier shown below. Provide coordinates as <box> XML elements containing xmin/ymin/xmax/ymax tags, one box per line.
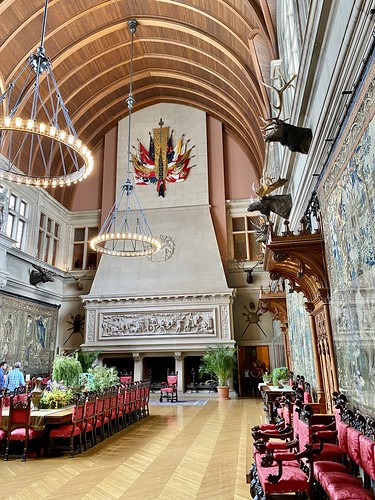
<box><xmin>90</xmin><ymin>19</ymin><xmax>161</xmax><ymax>257</ymax></box>
<box><xmin>0</xmin><ymin>0</ymin><xmax>93</xmax><ymax>187</ymax></box>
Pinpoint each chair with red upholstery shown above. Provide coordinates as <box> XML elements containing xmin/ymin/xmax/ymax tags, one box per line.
<box><xmin>120</xmin><ymin>375</ymin><xmax>132</xmax><ymax>384</ymax></box>
<box><xmin>124</xmin><ymin>384</ymin><xmax>133</xmax><ymax>426</ymax></box>
<box><xmin>83</xmin><ymin>393</ymin><xmax>97</xmax><ymax>450</ymax></box>
<box><xmin>4</xmin><ymin>394</ymin><xmax>44</xmax><ymax>461</ymax></box>
<box><xmin>0</xmin><ymin>396</ymin><xmax>8</xmax><ymax>448</ymax></box>
<box><xmin>108</xmin><ymin>386</ymin><xmax>119</xmax><ymax>434</ymax></box>
<box><xmin>140</xmin><ymin>380</ymin><xmax>150</xmax><ymax>418</ymax></box>
<box><xmin>116</xmin><ymin>385</ymin><xmax>126</xmax><ymax>430</ymax></box>
<box><xmin>49</xmin><ymin>395</ymin><xmax>86</xmax><ymax>458</ymax></box>
<box><xmin>94</xmin><ymin>392</ymin><xmax>107</xmax><ymax>442</ymax></box>
<box><xmin>159</xmin><ymin>372</ymin><xmax>178</xmax><ymax>403</ymax></box>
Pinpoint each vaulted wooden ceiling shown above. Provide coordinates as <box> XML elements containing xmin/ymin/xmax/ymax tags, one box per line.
<box><xmin>0</xmin><ymin>0</ymin><xmax>277</xmax><ymax>207</ymax></box>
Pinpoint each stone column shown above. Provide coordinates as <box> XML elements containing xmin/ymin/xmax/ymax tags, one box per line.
<box><xmin>174</xmin><ymin>352</ymin><xmax>184</xmax><ymax>392</ymax></box>
<box><xmin>132</xmin><ymin>352</ymin><xmax>142</xmax><ymax>382</ymax></box>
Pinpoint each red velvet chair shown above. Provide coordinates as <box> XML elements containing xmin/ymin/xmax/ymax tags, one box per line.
<box><xmin>140</xmin><ymin>380</ymin><xmax>150</xmax><ymax>418</ymax></box>
<box><xmin>116</xmin><ymin>385</ymin><xmax>126</xmax><ymax>429</ymax></box>
<box><xmin>120</xmin><ymin>375</ymin><xmax>132</xmax><ymax>384</ymax></box>
<box><xmin>83</xmin><ymin>394</ymin><xmax>97</xmax><ymax>450</ymax></box>
<box><xmin>4</xmin><ymin>394</ymin><xmax>44</xmax><ymax>461</ymax></box>
<box><xmin>159</xmin><ymin>373</ymin><xmax>178</xmax><ymax>403</ymax></box>
<box><xmin>94</xmin><ymin>393</ymin><xmax>107</xmax><ymax>442</ymax></box>
<box><xmin>109</xmin><ymin>387</ymin><xmax>119</xmax><ymax>433</ymax></box>
<box><xmin>0</xmin><ymin>396</ymin><xmax>8</xmax><ymax>447</ymax></box>
<box><xmin>49</xmin><ymin>396</ymin><xmax>86</xmax><ymax>458</ymax></box>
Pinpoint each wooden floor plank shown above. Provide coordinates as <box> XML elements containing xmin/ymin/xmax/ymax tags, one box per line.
<box><xmin>0</xmin><ymin>396</ymin><xmax>265</xmax><ymax>499</ymax></box>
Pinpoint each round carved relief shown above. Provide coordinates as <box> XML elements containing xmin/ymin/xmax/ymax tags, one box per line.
<box><xmin>147</xmin><ymin>234</ymin><xmax>175</xmax><ymax>262</ymax></box>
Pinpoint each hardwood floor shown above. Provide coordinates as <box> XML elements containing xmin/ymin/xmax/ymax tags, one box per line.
<box><xmin>0</xmin><ymin>396</ymin><xmax>265</xmax><ymax>500</ymax></box>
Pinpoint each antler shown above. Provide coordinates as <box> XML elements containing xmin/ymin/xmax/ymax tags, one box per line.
<box><xmin>252</xmin><ymin>176</ymin><xmax>288</xmax><ymax>198</ymax></box>
<box><xmin>260</xmin><ymin>73</ymin><xmax>297</xmax><ymax>123</ymax></box>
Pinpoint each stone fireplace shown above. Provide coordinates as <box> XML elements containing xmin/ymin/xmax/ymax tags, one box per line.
<box><xmin>81</xmin><ymin>104</ymin><xmax>235</xmax><ymax>391</ymax></box>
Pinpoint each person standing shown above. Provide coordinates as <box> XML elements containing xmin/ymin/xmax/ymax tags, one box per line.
<box><xmin>0</xmin><ymin>361</ymin><xmax>7</xmax><ymax>390</ymax></box>
<box><xmin>5</xmin><ymin>361</ymin><xmax>25</xmax><ymax>392</ymax></box>
<box><xmin>244</xmin><ymin>367</ymin><xmax>250</xmax><ymax>396</ymax></box>
<box><xmin>250</xmin><ymin>362</ymin><xmax>261</xmax><ymax>397</ymax></box>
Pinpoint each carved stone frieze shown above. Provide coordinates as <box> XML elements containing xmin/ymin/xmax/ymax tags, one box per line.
<box><xmin>100</xmin><ymin>310</ymin><xmax>215</xmax><ymax>337</ymax></box>
<box><xmin>82</xmin><ymin>292</ymin><xmax>233</xmax><ymax>307</ymax></box>
<box><xmin>220</xmin><ymin>305</ymin><xmax>230</xmax><ymax>338</ymax></box>
<box><xmin>86</xmin><ymin>310</ymin><xmax>95</xmax><ymax>342</ymax></box>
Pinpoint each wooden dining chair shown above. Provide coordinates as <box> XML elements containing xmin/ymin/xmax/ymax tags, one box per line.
<box><xmin>0</xmin><ymin>396</ymin><xmax>7</xmax><ymax>447</ymax></box>
<box><xmin>83</xmin><ymin>393</ymin><xmax>97</xmax><ymax>450</ymax></box>
<box><xmin>109</xmin><ymin>387</ymin><xmax>119</xmax><ymax>434</ymax></box>
<box><xmin>4</xmin><ymin>394</ymin><xmax>44</xmax><ymax>461</ymax></box>
<box><xmin>94</xmin><ymin>393</ymin><xmax>106</xmax><ymax>442</ymax></box>
<box><xmin>159</xmin><ymin>372</ymin><xmax>178</xmax><ymax>403</ymax></box>
<box><xmin>49</xmin><ymin>395</ymin><xmax>86</xmax><ymax>458</ymax></box>
<box><xmin>116</xmin><ymin>385</ymin><xmax>126</xmax><ymax>430</ymax></box>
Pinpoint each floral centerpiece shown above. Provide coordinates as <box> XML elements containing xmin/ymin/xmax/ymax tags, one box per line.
<box><xmin>39</xmin><ymin>382</ymin><xmax>74</xmax><ymax>409</ymax></box>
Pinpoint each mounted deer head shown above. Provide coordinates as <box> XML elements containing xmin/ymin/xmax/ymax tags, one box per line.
<box><xmin>260</xmin><ymin>74</ymin><xmax>312</xmax><ymax>154</ymax></box>
<box><xmin>235</xmin><ymin>261</ymin><xmax>260</xmax><ymax>284</ymax></box>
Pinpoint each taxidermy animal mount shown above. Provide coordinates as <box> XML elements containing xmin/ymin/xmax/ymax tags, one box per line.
<box><xmin>259</xmin><ymin>74</ymin><xmax>312</xmax><ymax>154</ymax></box>
<box><xmin>30</xmin><ymin>264</ymin><xmax>55</xmax><ymax>285</ymax></box>
<box><xmin>248</xmin><ymin>176</ymin><xmax>292</xmax><ymax>219</ymax></box>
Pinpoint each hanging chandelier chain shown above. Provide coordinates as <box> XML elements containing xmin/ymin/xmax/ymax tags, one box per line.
<box><xmin>90</xmin><ymin>18</ymin><xmax>161</xmax><ymax>257</ymax></box>
<box><xmin>125</xmin><ymin>19</ymin><xmax>137</xmax><ymax>183</ymax></box>
<box><xmin>39</xmin><ymin>0</ymin><xmax>49</xmax><ymax>50</ymax></box>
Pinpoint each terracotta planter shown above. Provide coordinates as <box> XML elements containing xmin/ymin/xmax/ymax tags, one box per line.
<box><xmin>217</xmin><ymin>385</ymin><xmax>230</xmax><ymax>400</ymax></box>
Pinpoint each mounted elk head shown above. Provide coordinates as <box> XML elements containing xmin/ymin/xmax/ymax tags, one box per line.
<box><xmin>260</xmin><ymin>74</ymin><xmax>312</xmax><ymax>154</ymax></box>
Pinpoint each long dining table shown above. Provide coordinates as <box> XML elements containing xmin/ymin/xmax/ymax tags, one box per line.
<box><xmin>1</xmin><ymin>405</ymin><xmax>74</xmax><ymax>431</ymax></box>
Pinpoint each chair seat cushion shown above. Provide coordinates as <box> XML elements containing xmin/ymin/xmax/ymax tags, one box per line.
<box><xmin>0</xmin><ymin>430</ymin><xmax>7</xmax><ymax>439</ymax></box>
<box><xmin>10</xmin><ymin>428</ymin><xmax>43</xmax><ymax>440</ymax></box>
<box><xmin>161</xmin><ymin>388</ymin><xmax>175</xmax><ymax>393</ymax></box>
<box><xmin>318</xmin><ymin>470</ymin><xmax>361</xmax><ymax>491</ymax></box>
<box><xmin>314</xmin><ymin>460</ymin><xmax>350</xmax><ymax>482</ymax></box>
<box><xmin>50</xmin><ymin>424</ymin><xmax>80</xmax><ymax>438</ymax></box>
<box><xmin>85</xmin><ymin>423</ymin><xmax>93</xmax><ymax>433</ymax></box>
<box><xmin>257</xmin><ymin>464</ymin><xmax>309</xmax><ymax>494</ymax></box>
<box><xmin>326</xmin><ymin>482</ymin><xmax>374</xmax><ymax>500</ymax></box>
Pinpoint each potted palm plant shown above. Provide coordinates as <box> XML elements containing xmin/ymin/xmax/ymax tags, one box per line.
<box><xmin>199</xmin><ymin>345</ymin><xmax>237</xmax><ymax>400</ymax></box>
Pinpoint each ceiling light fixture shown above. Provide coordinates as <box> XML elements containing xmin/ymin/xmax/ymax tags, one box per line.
<box><xmin>0</xmin><ymin>0</ymin><xmax>93</xmax><ymax>187</ymax></box>
<box><xmin>90</xmin><ymin>19</ymin><xmax>161</xmax><ymax>257</ymax></box>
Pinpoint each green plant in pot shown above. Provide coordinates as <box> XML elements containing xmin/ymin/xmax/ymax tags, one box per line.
<box><xmin>199</xmin><ymin>345</ymin><xmax>237</xmax><ymax>400</ymax></box>
<box><xmin>52</xmin><ymin>353</ymin><xmax>83</xmax><ymax>389</ymax></box>
<box><xmin>272</xmin><ymin>366</ymin><xmax>289</xmax><ymax>387</ymax></box>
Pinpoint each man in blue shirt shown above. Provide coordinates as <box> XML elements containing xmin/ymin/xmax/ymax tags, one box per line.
<box><xmin>0</xmin><ymin>361</ymin><xmax>7</xmax><ymax>390</ymax></box>
<box><xmin>5</xmin><ymin>361</ymin><xmax>25</xmax><ymax>392</ymax></box>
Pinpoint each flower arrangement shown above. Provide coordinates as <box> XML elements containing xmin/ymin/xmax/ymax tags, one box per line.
<box><xmin>272</xmin><ymin>366</ymin><xmax>289</xmax><ymax>386</ymax></box>
<box><xmin>39</xmin><ymin>383</ymin><xmax>74</xmax><ymax>409</ymax></box>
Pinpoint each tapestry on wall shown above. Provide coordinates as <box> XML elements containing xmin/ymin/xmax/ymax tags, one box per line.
<box><xmin>319</xmin><ymin>69</ymin><xmax>375</xmax><ymax>414</ymax></box>
<box><xmin>0</xmin><ymin>294</ymin><xmax>58</xmax><ymax>375</ymax></box>
<box><xmin>285</xmin><ymin>288</ymin><xmax>317</xmax><ymax>393</ymax></box>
